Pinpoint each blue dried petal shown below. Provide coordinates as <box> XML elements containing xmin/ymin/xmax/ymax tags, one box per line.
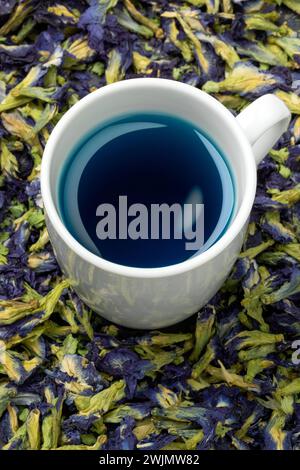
<box><xmin>98</xmin><ymin>348</ymin><xmax>151</xmax><ymax>398</ymax></box>
<box><xmin>263</xmin><ymin>267</ymin><xmax>300</xmax><ymax>303</ymax></box>
<box><xmin>229</xmin><ymin>257</ymin><xmax>251</xmax><ymax>282</ymax></box>
<box><xmin>0</xmin><ymin>44</ymin><xmax>36</xmax><ymax>65</ymax></box>
<box><xmin>8</xmin><ymin>222</ymin><xmax>30</xmax><ymax>256</ymax></box>
<box><xmin>62</xmin><ymin>414</ymin><xmax>97</xmax><ymax>434</ymax></box>
<box><xmin>0</xmin><ymin>0</ymin><xmax>17</xmax><ymax>16</ymax></box>
<box><xmin>0</xmin><ymin>413</ymin><xmax>10</xmax><ymax>446</ymax></box>
<box><xmin>92</xmin><ymin>334</ymin><xmax>120</xmax><ymax>350</ymax></box>
<box><xmin>34</xmin><ymin>2</ymin><xmax>81</xmax><ymax>28</ymax></box>
<box><xmin>61</xmin><ymin>428</ymin><xmax>81</xmax><ymax>446</ymax></box>
<box><xmin>107</xmin><ymin>416</ymin><xmax>136</xmax><ymax>450</ymax></box>
<box><xmin>0</xmin><ymin>310</ymin><xmax>44</xmax><ymax>342</ymax></box>
<box><xmin>276</xmin><ymin>299</ymin><xmax>300</xmax><ymax>316</ymax></box>
<box><xmin>158</xmin><ymin>362</ymin><xmax>192</xmax><ymax>393</ymax></box>
<box><xmin>261</xmin><ymin>212</ymin><xmax>295</xmax><ymax>243</ymax></box>
<box><xmin>266</xmin><ymin>171</ymin><xmax>293</xmax><ymax>191</ymax></box>
<box><xmin>217</xmin><ymin>305</ymin><xmax>243</xmax><ymax>344</ymax></box>
<box><xmin>1</xmin><ymin>423</ymin><xmax>27</xmax><ymax>450</ymax></box>
<box><xmin>27</xmin><ymin>252</ymin><xmax>57</xmax><ymax>273</ymax></box>
<box><xmin>142</xmin><ymin>385</ymin><xmax>178</xmax><ymax>408</ymax></box>
<box><xmin>78</xmin><ymin>0</ymin><xmax>117</xmax><ymax>51</ymax></box>
<box><xmin>254</xmin><ymin>195</ymin><xmax>285</xmax><ymax>211</ymax></box>
<box><xmin>56</xmin><ymin>354</ymin><xmax>104</xmax><ymax>393</ymax></box>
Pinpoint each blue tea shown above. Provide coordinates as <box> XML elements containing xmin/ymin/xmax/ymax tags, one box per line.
<box><xmin>58</xmin><ymin>113</ymin><xmax>235</xmax><ymax>268</ymax></box>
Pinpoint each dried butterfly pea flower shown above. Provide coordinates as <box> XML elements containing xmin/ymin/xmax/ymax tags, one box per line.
<box><xmin>78</xmin><ymin>0</ymin><xmax>118</xmax><ymax>49</ymax></box>
<box><xmin>74</xmin><ymin>379</ymin><xmax>126</xmax><ymax>416</ymax></box>
<box><xmin>0</xmin><ymin>0</ymin><xmax>36</xmax><ymax>37</ymax></box>
<box><xmin>264</xmin><ymin>411</ymin><xmax>292</xmax><ymax>450</ymax></box>
<box><xmin>236</xmin><ymin>40</ymin><xmax>289</xmax><ymax>67</ymax></box>
<box><xmin>105</xmin><ymin>46</ymin><xmax>131</xmax><ymax>84</ymax></box>
<box><xmin>104</xmin><ymin>402</ymin><xmax>152</xmax><ymax>423</ymax></box>
<box><xmin>26</xmin><ymin>408</ymin><xmax>41</xmax><ymax>450</ymax></box>
<box><xmin>162</xmin><ymin>11</ymin><xmax>213</xmax><ymax>73</ymax></box>
<box><xmin>2</xmin><ymin>422</ymin><xmax>27</xmax><ymax>450</ymax></box>
<box><xmin>189</xmin><ymin>306</ymin><xmax>216</xmax><ymax>362</ymax></box>
<box><xmin>124</xmin><ymin>0</ymin><xmax>163</xmax><ymax>39</ymax></box>
<box><xmin>164</xmin><ymin>19</ymin><xmax>193</xmax><ymax>62</ymax></box>
<box><xmin>203</xmin><ymin>62</ymin><xmax>289</xmax><ymax>98</ymax></box>
<box><xmin>262</xmin><ymin>267</ymin><xmax>300</xmax><ymax>304</ymax></box>
<box><xmin>106</xmin><ymin>416</ymin><xmax>136</xmax><ymax>450</ymax></box>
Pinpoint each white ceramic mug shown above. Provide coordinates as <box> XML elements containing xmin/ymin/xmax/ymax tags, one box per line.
<box><xmin>41</xmin><ymin>78</ymin><xmax>291</xmax><ymax>329</ymax></box>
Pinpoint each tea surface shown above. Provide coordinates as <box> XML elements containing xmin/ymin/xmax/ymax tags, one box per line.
<box><xmin>58</xmin><ymin>113</ymin><xmax>235</xmax><ymax>268</ymax></box>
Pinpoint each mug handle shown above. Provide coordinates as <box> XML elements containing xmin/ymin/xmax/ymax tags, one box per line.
<box><xmin>236</xmin><ymin>94</ymin><xmax>291</xmax><ymax>165</ymax></box>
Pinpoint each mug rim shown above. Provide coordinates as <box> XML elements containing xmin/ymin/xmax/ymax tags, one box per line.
<box><xmin>41</xmin><ymin>78</ymin><xmax>257</xmax><ymax>279</ymax></box>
